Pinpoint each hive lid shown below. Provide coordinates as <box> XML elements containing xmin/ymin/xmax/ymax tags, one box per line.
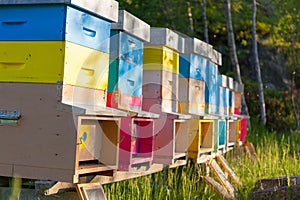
<box><xmin>0</xmin><ymin>0</ymin><xmax>119</xmax><ymax>22</ymax></box>
<box><xmin>146</xmin><ymin>28</ymin><xmax>184</xmax><ymax>53</ymax></box>
<box><xmin>184</xmin><ymin>37</ymin><xmax>212</xmax><ymax>59</ymax></box>
<box><xmin>111</xmin><ymin>10</ymin><xmax>150</xmax><ymax>42</ymax></box>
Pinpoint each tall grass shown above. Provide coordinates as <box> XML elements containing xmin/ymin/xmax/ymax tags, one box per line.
<box><xmin>104</xmin><ymin>127</ymin><xmax>300</xmax><ymax>199</ymax></box>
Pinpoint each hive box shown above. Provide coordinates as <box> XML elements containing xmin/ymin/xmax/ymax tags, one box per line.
<box><xmin>107</xmin><ymin>10</ymin><xmax>150</xmax><ymax>112</ymax></box>
<box><xmin>0</xmin><ymin>82</ymin><xmax>126</xmax><ymax>183</ymax></box>
<box><xmin>0</xmin><ymin>5</ymin><xmax>111</xmax><ymax>52</ymax></box>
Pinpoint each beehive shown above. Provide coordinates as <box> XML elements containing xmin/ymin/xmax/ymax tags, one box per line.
<box><xmin>178</xmin><ymin>37</ymin><xmax>209</xmax><ymax>115</ymax></box>
<box><xmin>0</xmin><ymin>0</ymin><xmax>122</xmax><ymax>183</ymax></box>
<box><xmin>107</xmin><ymin>10</ymin><xmax>150</xmax><ymax>111</ymax></box>
<box><xmin>143</xmin><ymin>28</ymin><xmax>184</xmax><ymax>113</ymax></box>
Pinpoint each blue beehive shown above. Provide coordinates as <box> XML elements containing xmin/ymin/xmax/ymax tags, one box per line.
<box><xmin>107</xmin><ymin>10</ymin><xmax>150</xmax><ymax>111</ymax></box>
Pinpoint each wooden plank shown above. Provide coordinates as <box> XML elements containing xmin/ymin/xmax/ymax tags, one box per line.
<box><xmin>202</xmin><ymin>176</ymin><xmax>236</xmax><ymax>200</ymax></box>
<box><xmin>76</xmin><ymin>182</ymin><xmax>107</xmax><ymax>200</ymax></box>
<box><xmin>216</xmin><ymin>155</ymin><xmax>240</xmax><ymax>185</ymax></box>
<box><xmin>209</xmin><ymin>159</ymin><xmax>235</xmax><ymax>196</ymax></box>
<box><xmin>91</xmin><ymin>164</ymin><xmax>164</xmax><ymax>185</ymax></box>
<box><xmin>44</xmin><ymin>182</ymin><xmax>74</xmax><ymax>196</ymax></box>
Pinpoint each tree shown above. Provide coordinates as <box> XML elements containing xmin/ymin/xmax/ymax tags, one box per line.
<box><xmin>252</xmin><ymin>0</ymin><xmax>266</xmax><ymax>125</ymax></box>
<box><xmin>223</xmin><ymin>0</ymin><xmax>249</xmax><ymax>116</ymax></box>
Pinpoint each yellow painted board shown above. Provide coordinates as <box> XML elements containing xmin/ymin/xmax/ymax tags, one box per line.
<box><xmin>0</xmin><ymin>41</ymin><xmax>64</xmax><ymax>83</ymax></box>
<box><xmin>188</xmin><ymin>119</ymin><xmax>200</xmax><ymax>158</ymax></box>
<box><xmin>64</xmin><ymin>42</ymin><xmax>109</xmax><ymax>90</ymax></box>
<box><xmin>0</xmin><ymin>41</ymin><xmax>109</xmax><ymax>90</ymax></box>
<box><xmin>178</xmin><ymin>102</ymin><xmax>205</xmax><ymax>115</ymax></box>
<box><xmin>143</xmin><ymin>46</ymin><xmax>179</xmax><ymax>74</ymax></box>
<box><xmin>236</xmin><ymin>120</ymin><xmax>241</xmax><ymax>144</ymax></box>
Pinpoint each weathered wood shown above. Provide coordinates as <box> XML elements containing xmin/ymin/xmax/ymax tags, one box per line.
<box><xmin>208</xmin><ymin>159</ymin><xmax>235</xmax><ymax>196</ymax></box>
<box><xmin>216</xmin><ymin>155</ymin><xmax>240</xmax><ymax>185</ymax></box>
<box><xmin>202</xmin><ymin>176</ymin><xmax>236</xmax><ymax>200</ymax></box>
<box><xmin>76</xmin><ymin>183</ymin><xmax>107</xmax><ymax>200</ymax></box>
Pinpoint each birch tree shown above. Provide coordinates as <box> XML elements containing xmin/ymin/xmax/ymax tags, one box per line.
<box><xmin>252</xmin><ymin>0</ymin><xmax>266</xmax><ymax>125</ymax></box>
<box><xmin>223</xmin><ymin>0</ymin><xmax>249</xmax><ymax>116</ymax></box>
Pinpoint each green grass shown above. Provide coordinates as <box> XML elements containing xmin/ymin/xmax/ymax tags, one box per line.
<box><xmin>103</xmin><ymin>128</ymin><xmax>300</xmax><ymax>200</ymax></box>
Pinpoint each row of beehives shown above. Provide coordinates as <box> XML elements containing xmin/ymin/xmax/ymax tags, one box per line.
<box><xmin>0</xmin><ymin>0</ymin><xmax>248</xmax><ymax>183</ymax></box>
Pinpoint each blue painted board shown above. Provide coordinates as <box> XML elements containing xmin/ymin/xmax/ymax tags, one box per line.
<box><xmin>0</xmin><ymin>5</ymin><xmax>111</xmax><ymax>52</ymax></box>
<box><xmin>179</xmin><ymin>54</ymin><xmax>207</xmax><ymax>80</ymax></box>
<box><xmin>110</xmin><ymin>31</ymin><xmax>143</xmax><ymax>66</ymax></box>
<box><xmin>108</xmin><ymin>59</ymin><xmax>142</xmax><ymax>97</ymax></box>
<box><xmin>219</xmin><ymin>120</ymin><xmax>226</xmax><ymax>146</ymax></box>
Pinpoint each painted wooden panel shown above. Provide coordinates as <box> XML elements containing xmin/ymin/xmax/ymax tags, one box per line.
<box><xmin>0</xmin><ymin>41</ymin><xmax>64</xmax><ymax>83</ymax></box>
<box><xmin>227</xmin><ymin>120</ymin><xmax>236</xmax><ymax>146</ymax></box>
<box><xmin>153</xmin><ymin>116</ymin><xmax>188</xmax><ymax>164</ymax></box>
<box><xmin>143</xmin><ymin>46</ymin><xmax>179</xmax><ymax>74</ymax></box>
<box><xmin>228</xmin><ymin>91</ymin><xmax>235</xmax><ymax>115</ymax></box>
<box><xmin>76</xmin><ymin>116</ymin><xmax>120</xmax><ymax>171</ymax></box>
<box><xmin>143</xmin><ymin>70</ymin><xmax>178</xmax><ymax>101</ymax></box>
<box><xmin>64</xmin><ymin>41</ymin><xmax>109</xmax><ymax>90</ymax></box>
<box><xmin>0</xmin><ymin>83</ymin><xmax>78</xmax><ymax>182</ymax></box>
<box><xmin>179</xmin><ymin>54</ymin><xmax>207</xmax><ymax>81</ymax></box>
<box><xmin>240</xmin><ymin>118</ymin><xmax>247</xmax><ymax>142</ymax></box>
<box><xmin>108</xmin><ymin>59</ymin><xmax>142</xmax><ymax>96</ymax></box>
<box><xmin>200</xmin><ymin>120</ymin><xmax>214</xmax><ymax>152</ymax></box>
<box><xmin>188</xmin><ymin>119</ymin><xmax>214</xmax><ymax>159</ymax></box>
<box><xmin>109</xmin><ymin>31</ymin><xmax>143</xmax><ymax>66</ymax></box>
<box><xmin>62</xmin><ymin>84</ymin><xmax>106</xmax><ymax>108</ymax></box>
<box><xmin>106</xmin><ymin>92</ymin><xmax>142</xmax><ymax>111</ymax></box>
<box><xmin>0</xmin><ymin>5</ymin><xmax>111</xmax><ymax>52</ymax></box>
<box><xmin>0</xmin><ymin>41</ymin><xmax>109</xmax><ymax>89</ymax></box>
<box><xmin>218</xmin><ymin>120</ymin><xmax>227</xmax><ymax>147</ymax></box>
<box><xmin>0</xmin><ymin>0</ymin><xmax>119</xmax><ymax>23</ymax></box>
<box><xmin>178</xmin><ymin>102</ymin><xmax>205</xmax><ymax>116</ymax></box>
<box><xmin>234</xmin><ymin>91</ymin><xmax>242</xmax><ymax>114</ymax></box>
<box><xmin>205</xmin><ymin>61</ymin><xmax>219</xmax><ymax>114</ymax></box>
<box><xmin>118</xmin><ymin>117</ymin><xmax>154</xmax><ymax>171</ymax></box>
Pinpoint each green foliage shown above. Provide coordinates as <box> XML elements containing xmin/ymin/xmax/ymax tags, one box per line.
<box><xmin>244</xmin><ymin>78</ymin><xmax>299</xmax><ymax>131</ymax></box>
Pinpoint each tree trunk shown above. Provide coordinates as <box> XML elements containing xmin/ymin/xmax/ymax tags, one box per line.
<box><xmin>203</xmin><ymin>0</ymin><xmax>209</xmax><ymax>43</ymax></box>
<box><xmin>187</xmin><ymin>1</ymin><xmax>194</xmax><ymax>34</ymax></box>
<box><xmin>252</xmin><ymin>0</ymin><xmax>266</xmax><ymax>125</ymax></box>
<box><xmin>223</xmin><ymin>0</ymin><xmax>249</xmax><ymax>116</ymax></box>
<box><xmin>290</xmin><ymin>40</ymin><xmax>300</xmax><ymax>131</ymax></box>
